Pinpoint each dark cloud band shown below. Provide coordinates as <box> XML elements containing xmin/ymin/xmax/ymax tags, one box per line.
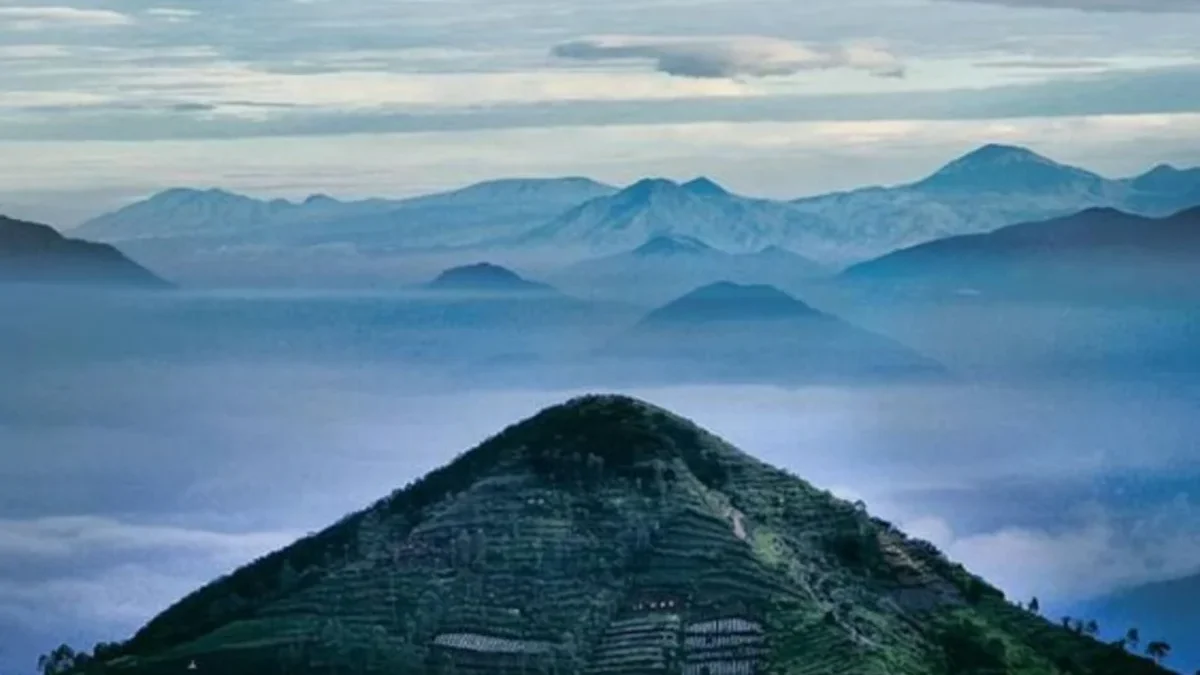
<box><xmin>552</xmin><ymin>35</ymin><xmax>905</xmax><ymax>79</ymax></box>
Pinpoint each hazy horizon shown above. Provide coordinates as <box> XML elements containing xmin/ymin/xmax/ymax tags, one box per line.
<box><xmin>5</xmin><ymin>0</ymin><xmax>1200</xmax><ymax>224</ymax></box>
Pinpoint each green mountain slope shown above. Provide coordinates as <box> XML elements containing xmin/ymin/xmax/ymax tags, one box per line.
<box><xmin>77</xmin><ymin>396</ymin><xmax>1171</xmax><ymax>675</ymax></box>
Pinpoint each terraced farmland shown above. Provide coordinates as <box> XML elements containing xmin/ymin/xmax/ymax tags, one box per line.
<box><xmin>68</xmin><ymin>395</ymin><xmax>1175</xmax><ymax>675</ymax></box>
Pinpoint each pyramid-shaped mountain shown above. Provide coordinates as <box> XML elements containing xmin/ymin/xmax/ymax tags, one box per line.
<box><xmin>913</xmin><ymin>143</ymin><xmax>1109</xmax><ymax>195</ymax></box>
<box><xmin>596</xmin><ymin>283</ymin><xmax>945</xmax><ymax>383</ymax></box>
<box><xmin>0</xmin><ymin>215</ymin><xmax>168</xmax><ymax>287</ymax></box>
<box><xmin>79</xmin><ymin>395</ymin><xmax>1167</xmax><ymax>675</ymax></box>
<box><xmin>426</xmin><ymin>262</ymin><xmax>557</xmax><ymax>295</ymax></box>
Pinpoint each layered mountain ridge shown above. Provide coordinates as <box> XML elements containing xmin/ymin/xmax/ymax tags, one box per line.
<box><xmin>551</xmin><ymin>235</ymin><xmax>828</xmax><ymax>304</ymax></box>
<box><xmin>74</xmin><ymin>145</ymin><xmax>1200</xmax><ymax>277</ymax></box>
<box><xmin>842</xmin><ymin>204</ymin><xmax>1200</xmax><ymax>302</ymax></box>
<box><xmin>75</xmin><ymin>178</ymin><xmax>617</xmax><ymax>249</ymax></box>
<box><xmin>511</xmin><ymin>177</ymin><xmax>829</xmax><ymax>257</ymax></box>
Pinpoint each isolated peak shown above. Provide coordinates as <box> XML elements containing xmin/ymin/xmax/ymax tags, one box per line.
<box><xmin>427</xmin><ymin>261</ymin><xmax>552</xmax><ymax>293</ymax></box>
<box><xmin>934</xmin><ymin>144</ymin><xmax>1059</xmax><ymax>173</ymax></box>
<box><xmin>431</xmin><ymin>261</ymin><xmax>522</xmax><ymax>283</ymax></box>
<box><xmin>963</xmin><ymin>143</ymin><xmax>1043</xmax><ymax>161</ymax></box>
<box><xmin>107</xmin><ymin>392</ymin><xmax>1166</xmax><ymax>675</ymax></box>
<box><xmin>480</xmin><ymin>394</ymin><xmax>740</xmax><ymax>475</ymax></box>
<box><xmin>647</xmin><ymin>282</ymin><xmax>820</xmax><ymax>323</ymax></box>
<box><xmin>681</xmin><ymin>176</ymin><xmax>729</xmax><ymax>196</ymax></box>
<box><xmin>623</xmin><ymin>177</ymin><xmax>681</xmax><ymax>197</ymax></box>
<box><xmin>1143</xmin><ymin>163</ymin><xmax>1180</xmax><ymax>176</ymax></box>
<box><xmin>918</xmin><ymin>143</ymin><xmax>1100</xmax><ymax>192</ymax></box>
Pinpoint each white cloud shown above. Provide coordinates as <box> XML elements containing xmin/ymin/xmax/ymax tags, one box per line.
<box><xmin>0</xmin><ymin>563</ymin><xmax>220</xmax><ymax>627</ymax></box>
<box><xmin>0</xmin><ymin>6</ymin><xmax>134</xmax><ymax>30</ymax></box>
<box><xmin>1</xmin><ymin>90</ymin><xmax>113</xmax><ymax>108</ymax></box>
<box><xmin>552</xmin><ymin>35</ymin><xmax>906</xmax><ymax>79</ymax></box>
<box><xmin>0</xmin><ymin>516</ymin><xmax>298</xmax><ymax>635</ymax></box>
<box><xmin>0</xmin><ymin>59</ymin><xmax>759</xmax><ymax>112</ymax></box>
<box><xmin>904</xmin><ymin>503</ymin><xmax>1200</xmax><ymax>605</ymax></box>
<box><xmin>0</xmin><ymin>516</ymin><xmax>296</xmax><ymax>563</ymax></box>
<box><xmin>942</xmin><ymin>0</ymin><xmax>1200</xmax><ymax>12</ymax></box>
<box><xmin>0</xmin><ymin>44</ymin><xmax>69</xmax><ymax>59</ymax></box>
<box><xmin>144</xmin><ymin>7</ymin><xmax>199</xmax><ymax>23</ymax></box>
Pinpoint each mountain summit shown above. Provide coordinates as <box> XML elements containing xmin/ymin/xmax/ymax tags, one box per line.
<box><xmin>76</xmin><ymin>395</ymin><xmax>1169</xmax><ymax>675</ymax></box>
<box><xmin>515</xmin><ymin>178</ymin><xmax>829</xmax><ymax>257</ymax></box>
<box><xmin>680</xmin><ymin>176</ymin><xmax>730</xmax><ymax>196</ymax></box>
<box><xmin>915</xmin><ymin>143</ymin><xmax>1108</xmax><ymax>194</ymax></box>
<box><xmin>426</xmin><ymin>262</ymin><xmax>556</xmax><ymax>295</ymax></box>
<box><xmin>593</xmin><ymin>283</ymin><xmax>945</xmax><ymax>384</ymax></box>
<box><xmin>641</xmin><ymin>281</ymin><xmax>820</xmax><ymax>323</ymax></box>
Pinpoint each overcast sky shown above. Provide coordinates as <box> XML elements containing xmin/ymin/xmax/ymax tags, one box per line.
<box><xmin>2</xmin><ymin>0</ymin><xmax>1200</xmax><ymax>223</ymax></box>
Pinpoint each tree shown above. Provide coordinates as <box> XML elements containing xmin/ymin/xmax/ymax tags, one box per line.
<box><xmin>1146</xmin><ymin>641</ymin><xmax>1171</xmax><ymax>664</ymax></box>
<box><xmin>37</xmin><ymin>645</ymin><xmax>81</xmax><ymax>675</ymax></box>
<box><xmin>937</xmin><ymin>618</ymin><xmax>1009</xmax><ymax>673</ymax></box>
<box><xmin>92</xmin><ymin>642</ymin><xmax>122</xmax><ymax>662</ymax></box>
<box><xmin>1083</xmin><ymin>619</ymin><xmax>1099</xmax><ymax>637</ymax></box>
<box><xmin>1125</xmin><ymin>627</ymin><xmax>1140</xmax><ymax>652</ymax></box>
<box><xmin>1028</xmin><ymin>596</ymin><xmax>1040</xmax><ymax>614</ymax></box>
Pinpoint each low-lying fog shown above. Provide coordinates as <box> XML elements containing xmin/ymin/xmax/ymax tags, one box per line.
<box><xmin>2</xmin><ymin>288</ymin><xmax>1198</xmax><ymax>673</ymax></box>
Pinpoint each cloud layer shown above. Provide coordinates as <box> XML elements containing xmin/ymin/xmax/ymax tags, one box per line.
<box><xmin>0</xmin><ymin>6</ymin><xmax>134</xmax><ymax>29</ymax></box>
<box><xmin>552</xmin><ymin>35</ymin><xmax>906</xmax><ymax>79</ymax></box>
<box><xmin>944</xmin><ymin>0</ymin><xmax>1200</xmax><ymax>12</ymax></box>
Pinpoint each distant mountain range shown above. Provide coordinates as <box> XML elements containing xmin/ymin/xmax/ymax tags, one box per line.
<box><xmin>72</xmin><ymin>145</ymin><xmax>1200</xmax><ymax>277</ymax></box>
<box><xmin>785</xmin><ymin>144</ymin><xmax>1200</xmax><ymax>263</ymax></box>
<box><xmin>594</xmin><ymin>282</ymin><xmax>946</xmax><ymax>384</ymax></box>
<box><xmin>0</xmin><ymin>215</ymin><xmax>167</xmax><ymax>287</ymax></box>
<box><xmin>843</xmin><ymin>205</ymin><xmax>1200</xmax><ymax>301</ymax></box>
<box><xmin>551</xmin><ymin>234</ymin><xmax>828</xmax><ymax>304</ymax></box>
<box><xmin>75</xmin><ymin>178</ymin><xmax>616</xmax><ymax>250</ymax></box>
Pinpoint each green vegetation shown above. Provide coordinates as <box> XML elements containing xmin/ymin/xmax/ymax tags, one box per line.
<box><xmin>47</xmin><ymin>395</ymin><xmax>1180</xmax><ymax>675</ymax></box>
